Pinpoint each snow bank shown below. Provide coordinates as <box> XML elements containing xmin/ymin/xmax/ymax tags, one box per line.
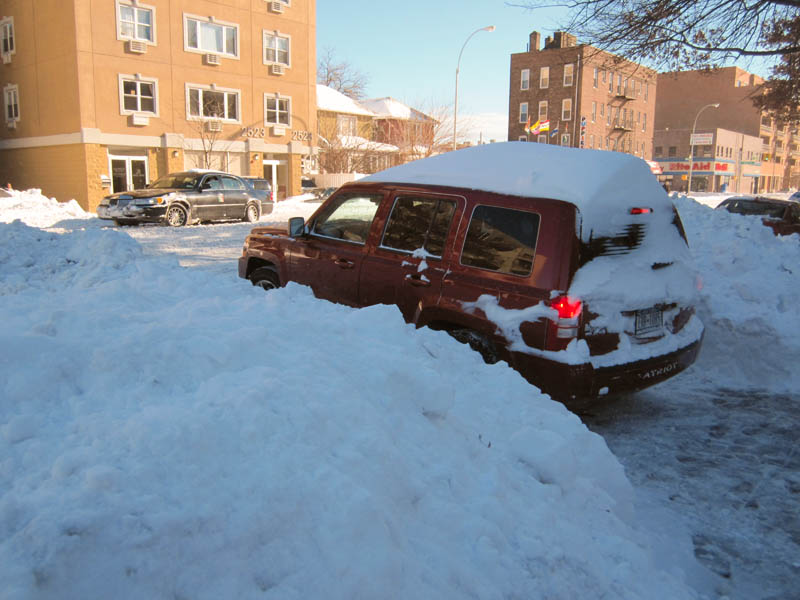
<box><xmin>0</xmin><ymin>213</ymin><xmax>704</xmax><ymax>598</ymax></box>
<box><xmin>674</xmin><ymin>194</ymin><xmax>800</xmax><ymax>392</ymax></box>
<box><xmin>0</xmin><ymin>188</ymin><xmax>92</xmax><ymax>229</ymax></box>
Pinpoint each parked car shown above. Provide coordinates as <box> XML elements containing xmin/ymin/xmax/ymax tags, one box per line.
<box><xmin>237</xmin><ymin>143</ymin><xmax>704</xmax><ymax>404</ymax></box>
<box><xmin>301</xmin><ymin>177</ymin><xmax>317</xmax><ymax>193</ymax></box>
<box><xmin>97</xmin><ymin>171</ymin><xmax>271</xmax><ymax>227</ymax></box>
<box><xmin>715</xmin><ymin>195</ymin><xmax>800</xmax><ymax>236</ymax></box>
<box><xmin>788</xmin><ymin>190</ymin><xmax>800</xmax><ymax>203</ymax></box>
<box><xmin>312</xmin><ymin>186</ymin><xmax>338</xmax><ymax>202</ymax></box>
<box><xmin>240</xmin><ymin>176</ymin><xmax>275</xmax><ymax>204</ymax></box>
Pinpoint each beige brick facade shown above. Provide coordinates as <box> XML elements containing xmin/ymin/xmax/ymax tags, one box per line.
<box><xmin>508</xmin><ymin>31</ymin><xmax>657</xmax><ymax>160</ymax></box>
<box><xmin>0</xmin><ymin>0</ymin><xmax>318</xmax><ymax>211</ymax></box>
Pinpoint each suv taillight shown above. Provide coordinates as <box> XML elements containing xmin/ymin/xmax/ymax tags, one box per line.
<box><xmin>548</xmin><ymin>295</ymin><xmax>582</xmax><ymax>346</ymax></box>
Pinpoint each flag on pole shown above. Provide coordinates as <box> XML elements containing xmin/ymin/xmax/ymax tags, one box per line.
<box><xmin>527</xmin><ymin>119</ymin><xmax>541</xmax><ymax>134</ymax></box>
<box><xmin>524</xmin><ymin>115</ymin><xmax>531</xmax><ymax>133</ymax></box>
<box><xmin>550</xmin><ymin>126</ymin><xmax>559</xmax><ymax>138</ymax></box>
<box><xmin>538</xmin><ymin>120</ymin><xmax>550</xmax><ymax>133</ymax></box>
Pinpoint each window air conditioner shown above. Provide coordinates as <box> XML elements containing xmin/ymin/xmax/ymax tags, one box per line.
<box><xmin>127</xmin><ymin>40</ymin><xmax>147</xmax><ymax>54</ymax></box>
<box><xmin>270</xmin><ymin>63</ymin><xmax>285</xmax><ymax>76</ymax></box>
<box><xmin>205</xmin><ymin>53</ymin><xmax>221</xmax><ymax>66</ymax></box>
<box><xmin>207</xmin><ymin>120</ymin><xmax>223</xmax><ymax>132</ymax></box>
<box><xmin>269</xmin><ymin>1</ymin><xmax>284</xmax><ymax>14</ymax></box>
<box><xmin>2</xmin><ymin>52</ymin><xmax>11</xmax><ymax>64</ymax></box>
<box><xmin>271</xmin><ymin>125</ymin><xmax>285</xmax><ymax>136</ymax></box>
<box><xmin>7</xmin><ymin>120</ymin><xmax>17</xmax><ymax>129</ymax></box>
<box><xmin>131</xmin><ymin>113</ymin><xmax>150</xmax><ymax>126</ymax></box>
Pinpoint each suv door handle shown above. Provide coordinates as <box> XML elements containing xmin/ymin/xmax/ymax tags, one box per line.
<box><xmin>334</xmin><ymin>258</ymin><xmax>355</xmax><ymax>269</ymax></box>
<box><xmin>404</xmin><ymin>274</ymin><xmax>431</xmax><ymax>287</ymax></box>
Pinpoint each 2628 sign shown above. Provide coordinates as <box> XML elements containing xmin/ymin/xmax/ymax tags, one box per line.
<box><xmin>241</xmin><ymin>128</ymin><xmax>313</xmax><ymax>143</ymax></box>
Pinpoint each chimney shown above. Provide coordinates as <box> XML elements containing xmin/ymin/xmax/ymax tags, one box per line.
<box><xmin>545</xmin><ymin>35</ymin><xmax>553</xmax><ymax>48</ymax></box>
<box><xmin>529</xmin><ymin>31</ymin><xmax>541</xmax><ymax>52</ymax></box>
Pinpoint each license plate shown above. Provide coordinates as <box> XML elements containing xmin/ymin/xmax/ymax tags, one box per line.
<box><xmin>635</xmin><ymin>307</ymin><xmax>663</xmax><ymax>335</ymax></box>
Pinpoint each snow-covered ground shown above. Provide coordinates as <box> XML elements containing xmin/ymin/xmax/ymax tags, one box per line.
<box><xmin>1</xmin><ymin>187</ymin><xmax>798</xmax><ymax>599</ymax></box>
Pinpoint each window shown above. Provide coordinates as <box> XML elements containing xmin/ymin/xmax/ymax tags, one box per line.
<box><xmin>521</xmin><ymin>69</ymin><xmax>530</xmax><ymax>91</ymax></box>
<box><xmin>591</xmin><ymin>101</ymin><xmax>596</xmax><ymax>123</ymax></box>
<box><xmin>119</xmin><ymin>75</ymin><xmax>157</xmax><ymax>115</ymax></box>
<box><xmin>642</xmin><ymin>113</ymin><xmax>647</xmax><ymax>132</ymax></box>
<box><xmin>187</xmin><ymin>85</ymin><xmax>239</xmax><ymax>121</ymax></box>
<box><xmin>538</xmin><ymin>100</ymin><xmax>548</xmax><ymax>120</ymax></box>
<box><xmin>265</xmin><ymin>94</ymin><xmax>290</xmax><ymax>126</ymax></box>
<box><xmin>117</xmin><ymin>2</ymin><xmax>154</xmax><ymax>43</ymax></box>
<box><xmin>668</xmin><ymin>146</ymin><xmax>677</xmax><ymax>157</ymax></box>
<box><xmin>561</xmin><ymin>98</ymin><xmax>572</xmax><ymax>121</ymax></box>
<box><xmin>600</xmin><ymin>103</ymin><xmax>604</xmax><ymax>117</ymax></box>
<box><xmin>311</xmin><ymin>193</ymin><xmax>382</xmax><ymax>244</ymax></box>
<box><xmin>608</xmin><ymin>72</ymin><xmax>613</xmax><ymax>93</ymax></box>
<box><xmin>337</xmin><ymin>115</ymin><xmax>356</xmax><ymax>136</ymax></box>
<box><xmin>518</xmin><ymin>135</ymin><xmax>528</xmax><ymax>141</ymax></box>
<box><xmin>539</xmin><ymin>66</ymin><xmax>549</xmax><ymax>89</ymax></box>
<box><xmin>461</xmin><ymin>205</ymin><xmax>540</xmax><ymax>276</ymax></box>
<box><xmin>602</xmin><ymin>70</ymin><xmax>607</xmax><ymax>84</ymax></box>
<box><xmin>655</xmin><ymin>146</ymin><xmax>663</xmax><ymax>156</ymax></box>
<box><xmin>4</xmin><ymin>84</ymin><xmax>19</xmax><ymax>125</ymax></box>
<box><xmin>561</xmin><ymin>133</ymin><xmax>571</xmax><ymax>147</ymax></box>
<box><xmin>221</xmin><ymin>175</ymin><xmax>245</xmax><ymax>190</ymax></box>
<box><xmin>593</xmin><ymin>67</ymin><xmax>598</xmax><ymax>88</ymax></box>
<box><xmin>264</xmin><ymin>31</ymin><xmax>290</xmax><ymax>66</ymax></box>
<box><xmin>381</xmin><ymin>196</ymin><xmax>456</xmax><ymax>257</ymax></box>
<box><xmin>185</xmin><ymin>15</ymin><xmax>238</xmax><ymax>57</ymax></box>
<box><xmin>519</xmin><ymin>102</ymin><xmax>528</xmax><ymax>124</ymax></box>
<box><xmin>589</xmin><ymin>134</ymin><xmax>594</xmax><ymax>148</ymax></box>
<box><xmin>1</xmin><ymin>16</ymin><xmax>15</xmax><ymax>56</ymax></box>
<box><xmin>537</xmin><ymin>134</ymin><xmax>547</xmax><ymax>143</ymax></box>
<box><xmin>563</xmin><ymin>64</ymin><xmax>574</xmax><ymax>86</ymax></box>
<box><xmin>606</xmin><ymin>104</ymin><xmax>611</xmax><ymax>126</ymax></box>
<box><xmin>617</xmin><ymin>74</ymin><xmax>622</xmax><ymax>94</ymax></box>
<box><xmin>645</xmin><ymin>83</ymin><xmax>649</xmax><ymax>101</ymax></box>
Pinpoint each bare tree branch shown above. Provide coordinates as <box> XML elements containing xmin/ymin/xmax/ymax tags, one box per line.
<box><xmin>317</xmin><ymin>47</ymin><xmax>370</xmax><ymax>100</ymax></box>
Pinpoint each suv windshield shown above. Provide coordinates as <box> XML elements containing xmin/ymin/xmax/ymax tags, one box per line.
<box><xmin>150</xmin><ymin>175</ymin><xmax>200</xmax><ymax>190</ymax></box>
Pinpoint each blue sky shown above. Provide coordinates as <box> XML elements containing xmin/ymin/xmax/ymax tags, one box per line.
<box><xmin>316</xmin><ymin>1</ymin><xmax>567</xmax><ymax>143</ymax></box>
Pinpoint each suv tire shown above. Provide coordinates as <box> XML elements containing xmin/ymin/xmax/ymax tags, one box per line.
<box><xmin>250</xmin><ymin>267</ymin><xmax>280</xmax><ymax>290</ymax></box>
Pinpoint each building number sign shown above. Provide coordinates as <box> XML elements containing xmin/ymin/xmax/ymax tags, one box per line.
<box><xmin>241</xmin><ymin>128</ymin><xmax>313</xmax><ymax>143</ymax></box>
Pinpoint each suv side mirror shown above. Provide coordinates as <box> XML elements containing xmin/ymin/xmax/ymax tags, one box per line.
<box><xmin>288</xmin><ymin>216</ymin><xmax>305</xmax><ymax>238</ymax></box>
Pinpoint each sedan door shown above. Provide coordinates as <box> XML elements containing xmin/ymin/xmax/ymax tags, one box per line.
<box><xmin>288</xmin><ymin>191</ymin><xmax>384</xmax><ymax>306</ymax></box>
<box><xmin>194</xmin><ymin>175</ymin><xmax>226</xmax><ymax>221</ymax></box>
<box><xmin>220</xmin><ymin>175</ymin><xmax>249</xmax><ymax>219</ymax></box>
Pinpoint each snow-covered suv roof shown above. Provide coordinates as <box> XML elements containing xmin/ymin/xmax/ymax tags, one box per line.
<box><xmin>363</xmin><ymin>141</ymin><xmax>670</xmax><ymax>236</ymax></box>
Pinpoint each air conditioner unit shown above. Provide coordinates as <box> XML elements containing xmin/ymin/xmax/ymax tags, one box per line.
<box><xmin>207</xmin><ymin>120</ymin><xmax>223</xmax><ymax>132</ymax></box>
<box><xmin>131</xmin><ymin>113</ymin><xmax>150</xmax><ymax>126</ymax></box>
<box><xmin>270</xmin><ymin>63</ymin><xmax>285</xmax><ymax>76</ymax></box>
<box><xmin>271</xmin><ymin>125</ymin><xmax>285</xmax><ymax>136</ymax></box>
<box><xmin>204</xmin><ymin>53</ymin><xmax>221</xmax><ymax>66</ymax></box>
<box><xmin>1</xmin><ymin>52</ymin><xmax>11</xmax><ymax>65</ymax></box>
<box><xmin>7</xmin><ymin>120</ymin><xmax>17</xmax><ymax>129</ymax></box>
<box><xmin>269</xmin><ymin>1</ymin><xmax>284</xmax><ymax>14</ymax></box>
<box><xmin>127</xmin><ymin>40</ymin><xmax>147</xmax><ymax>54</ymax></box>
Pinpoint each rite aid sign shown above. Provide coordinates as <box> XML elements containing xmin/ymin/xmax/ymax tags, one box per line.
<box><xmin>665</xmin><ymin>161</ymin><xmax>731</xmax><ymax>173</ymax></box>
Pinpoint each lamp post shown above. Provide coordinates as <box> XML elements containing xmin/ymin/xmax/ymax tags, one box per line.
<box><xmin>453</xmin><ymin>25</ymin><xmax>495</xmax><ymax>151</ymax></box>
<box><xmin>687</xmin><ymin>102</ymin><xmax>720</xmax><ymax>193</ymax></box>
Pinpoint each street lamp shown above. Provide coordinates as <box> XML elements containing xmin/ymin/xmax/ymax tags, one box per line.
<box><xmin>687</xmin><ymin>102</ymin><xmax>720</xmax><ymax>193</ymax></box>
<box><xmin>453</xmin><ymin>25</ymin><xmax>495</xmax><ymax>151</ymax></box>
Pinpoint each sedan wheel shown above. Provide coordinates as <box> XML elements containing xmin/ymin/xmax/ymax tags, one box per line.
<box><xmin>250</xmin><ymin>267</ymin><xmax>279</xmax><ymax>290</ymax></box>
<box><xmin>245</xmin><ymin>203</ymin><xmax>260</xmax><ymax>223</ymax></box>
<box><xmin>166</xmin><ymin>205</ymin><xmax>188</xmax><ymax>227</ymax></box>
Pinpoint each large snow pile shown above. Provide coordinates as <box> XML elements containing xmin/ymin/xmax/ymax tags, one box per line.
<box><xmin>0</xmin><ymin>192</ymin><xmax>707</xmax><ymax>598</ymax></box>
<box><xmin>0</xmin><ymin>188</ymin><xmax>92</xmax><ymax>229</ymax></box>
<box><xmin>673</xmin><ymin>194</ymin><xmax>800</xmax><ymax>392</ymax></box>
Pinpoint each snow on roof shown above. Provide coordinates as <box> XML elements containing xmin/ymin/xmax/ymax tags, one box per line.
<box><xmin>362</xmin><ymin>141</ymin><xmax>669</xmax><ymax>228</ymax></box>
<box><xmin>360</xmin><ymin>96</ymin><xmax>432</xmax><ymax>121</ymax></box>
<box><xmin>316</xmin><ymin>84</ymin><xmax>374</xmax><ymax>116</ymax></box>
<box><xmin>338</xmin><ymin>136</ymin><xmax>399</xmax><ymax>152</ymax></box>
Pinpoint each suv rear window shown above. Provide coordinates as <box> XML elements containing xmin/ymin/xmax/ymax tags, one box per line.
<box><xmin>460</xmin><ymin>205</ymin><xmax>540</xmax><ymax>276</ymax></box>
<box><xmin>381</xmin><ymin>196</ymin><xmax>456</xmax><ymax>257</ymax></box>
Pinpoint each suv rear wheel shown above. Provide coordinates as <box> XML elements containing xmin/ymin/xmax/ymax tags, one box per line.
<box><xmin>447</xmin><ymin>328</ymin><xmax>500</xmax><ymax>364</ymax></box>
<box><xmin>250</xmin><ymin>267</ymin><xmax>279</xmax><ymax>290</ymax></box>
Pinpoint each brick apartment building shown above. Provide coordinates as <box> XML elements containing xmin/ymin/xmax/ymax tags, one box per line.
<box><xmin>508</xmin><ymin>31</ymin><xmax>657</xmax><ymax>159</ymax></box>
<box><xmin>0</xmin><ymin>0</ymin><xmax>317</xmax><ymax>212</ymax></box>
<box><xmin>654</xmin><ymin>67</ymin><xmax>799</xmax><ymax>193</ymax></box>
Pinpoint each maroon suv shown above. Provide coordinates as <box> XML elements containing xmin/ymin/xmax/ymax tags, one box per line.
<box><xmin>238</xmin><ymin>143</ymin><xmax>703</xmax><ymax>402</ymax></box>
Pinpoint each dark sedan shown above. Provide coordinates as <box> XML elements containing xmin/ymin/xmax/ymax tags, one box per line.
<box><xmin>716</xmin><ymin>195</ymin><xmax>800</xmax><ymax>236</ymax></box>
<box><xmin>97</xmin><ymin>171</ymin><xmax>273</xmax><ymax>227</ymax></box>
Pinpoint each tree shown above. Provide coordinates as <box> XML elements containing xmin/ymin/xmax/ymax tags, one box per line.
<box><xmin>317</xmin><ymin>47</ymin><xmax>370</xmax><ymax>100</ymax></box>
<box><xmin>511</xmin><ymin>0</ymin><xmax>800</xmax><ymax>120</ymax></box>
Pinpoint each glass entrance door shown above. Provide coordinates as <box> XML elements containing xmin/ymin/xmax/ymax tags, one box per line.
<box><xmin>109</xmin><ymin>155</ymin><xmax>149</xmax><ymax>193</ymax></box>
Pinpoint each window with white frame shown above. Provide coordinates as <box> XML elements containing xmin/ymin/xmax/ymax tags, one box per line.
<box><xmin>1</xmin><ymin>16</ymin><xmax>15</xmax><ymax>56</ymax></box>
<box><xmin>563</xmin><ymin>64</ymin><xmax>574</xmax><ymax>86</ymax></box>
<box><xmin>4</xmin><ymin>84</ymin><xmax>19</xmax><ymax>124</ymax></box>
<box><xmin>593</xmin><ymin>67</ymin><xmax>598</xmax><ymax>88</ymax></box>
<box><xmin>519</xmin><ymin>102</ymin><xmax>528</xmax><ymax>123</ymax></box>
<box><xmin>538</xmin><ymin>100</ymin><xmax>548</xmax><ymax>120</ymax></box>
<box><xmin>561</xmin><ymin>98</ymin><xmax>572</xmax><ymax>121</ymax></box>
<box><xmin>265</xmin><ymin>94</ymin><xmax>290</xmax><ymax>126</ymax></box>
<box><xmin>518</xmin><ymin>135</ymin><xmax>527</xmax><ymax>141</ymax></box>
<box><xmin>187</xmin><ymin>85</ymin><xmax>239</xmax><ymax>121</ymax></box>
<box><xmin>119</xmin><ymin>75</ymin><xmax>157</xmax><ymax>115</ymax></box>
<box><xmin>539</xmin><ymin>66</ymin><xmax>549</xmax><ymax>89</ymax></box>
<box><xmin>642</xmin><ymin>112</ymin><xmax>647</xmax><ymax>131</ymax></box>
<box><xmin>264</xmin><ymin>31</ymin><xmax>290</xmax><ymax>65</ymax></box>
<box><xmin>591</xmin><ymin>101</ymin><xmax>596</xmax><ymax>122</ymax></box>
<box><xmin>561</xmin><ymin>133</ymin><xmax>570</xmax><ymax>147</ymax></box>
<box><xmin>538</xmin><ymin>134</ymin><xmax>547</xmax><ymax>143</ymax></box>
<box><xmin>337</xmin><ymin>114</ymin><xmax>356</xmax><ymax>136</ymax></box>
<box><xmin>520</xmin><ymin>69</ymin><xmax>530</xmax><ymax>90</ymax></box>
<box><xmin>185</xmin><ymin>15</ymin><xmax>238</xmax><ymax>57</ymax></box>
<box><xmin>117</xmin><ymin>2</ymin><xmax>154</xmax><ymax>43</ymax></box>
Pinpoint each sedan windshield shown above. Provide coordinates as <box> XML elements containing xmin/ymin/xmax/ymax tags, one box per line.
<box><xmin>149</xmin><ymin>175</ymin><xmax>200</xmax><ymax>190</ymax></box>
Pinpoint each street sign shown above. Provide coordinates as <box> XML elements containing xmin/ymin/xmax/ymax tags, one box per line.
<box><xmin>690</xmin><ymin>133</ymin><xmax>714</xmax><ymax>145</ymax></box>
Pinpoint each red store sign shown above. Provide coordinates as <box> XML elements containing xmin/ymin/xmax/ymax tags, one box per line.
<box><xmin>666</xmin><ymin>161</ymin><xmax>730</xmax><ymax>172</ymax></box>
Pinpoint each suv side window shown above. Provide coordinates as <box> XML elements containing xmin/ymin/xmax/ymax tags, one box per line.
<box><xmin>460</xmin><ymin>205</ymin><xmax>540</xmax><ymax>276</ymax></box>
<box><xmin>311</xmin><ymin>193</ymin><xmax>382</xmax><ymax>244</ymax></box>
<box><xmin>221</xmin><ymin>175</ymin><xmax>245</xmax><ymax>190</ymax></box>
<box><xmin>381</xmin><ymin>196</ymin><xmax>457</xmax><ymax>257</ymax></box>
